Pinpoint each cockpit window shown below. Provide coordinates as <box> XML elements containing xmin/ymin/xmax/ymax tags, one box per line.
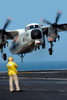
<box><xmin>29</xmin><ymin>25</ymin><xmax>34</xmax><ymax>29</ymax></box>
<box><xmin>25</xmin><ymin>25</ymin><xmax>40</xmax><ymax>31</ymax></box>
<box><xmin>35</xmin><ymin>25</ymin><xmax>40</xmax><ymax>28</ymax></box>
<box><xmin>25</xmin><ymin>26</ymin><xmax>29</xmax><ymax>31</ymax></box>
<box><xmin>25</xmin><ymin>25</ymin><xmax>34</xmax><ymax>31</ymax></box>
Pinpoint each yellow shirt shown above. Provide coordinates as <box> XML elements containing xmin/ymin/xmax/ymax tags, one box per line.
<box><xmin>7</xmin><ymin>61</ymin><xmax>18</xmax><ymax>76</ymax></box>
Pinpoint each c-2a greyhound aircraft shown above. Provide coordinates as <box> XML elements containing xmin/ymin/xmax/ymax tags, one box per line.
<box><xmin>0</xmin><ymin>11</ymin><xmax>67</xmax><ymax>62</ymax></box>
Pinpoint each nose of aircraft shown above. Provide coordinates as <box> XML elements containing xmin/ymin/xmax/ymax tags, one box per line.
<box><xmin>31</xmin><ymin>29</ymin><xmax>42</xmax><ymax>39</ymax></box>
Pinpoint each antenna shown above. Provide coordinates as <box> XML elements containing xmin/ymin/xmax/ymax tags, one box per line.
<box><xmin>26</xmin><ymin>23</ymin><xmax>28</xmax><ymax>25</ymax></box>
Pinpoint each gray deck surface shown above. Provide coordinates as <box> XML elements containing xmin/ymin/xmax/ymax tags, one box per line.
<box><xmin>0</xmin><ymin>70</ymin><xmax>67</xmax><ymax>100</ymax></box>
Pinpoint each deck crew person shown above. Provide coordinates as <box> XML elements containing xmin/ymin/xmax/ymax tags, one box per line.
<box><xmin>7</xmin><ymin>56</ymin><xmax>20</xmax><ymax>92</ymax></box>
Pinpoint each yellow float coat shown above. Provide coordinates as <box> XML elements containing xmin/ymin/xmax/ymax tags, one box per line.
<box><xmin>7</xmin><ymin>61</ymin><xmax>18</xmax><ymax>76</ymax></box>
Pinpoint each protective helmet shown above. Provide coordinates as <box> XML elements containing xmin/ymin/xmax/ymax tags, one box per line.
<box><xmin>8</xmin><ymin>56</ymin><xmax>13</xmax><ymax>61</ymax></box>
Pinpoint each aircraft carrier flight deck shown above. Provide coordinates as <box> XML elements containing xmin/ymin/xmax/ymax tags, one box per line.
<box><xmin>0</xmin><ymin>70</ymin><xmax>67</xmax><ymax>100</ymax></box>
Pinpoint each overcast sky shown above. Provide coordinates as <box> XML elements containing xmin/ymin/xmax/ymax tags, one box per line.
<box><xmin>0</xmin><ymin>0</ymin><xmax>67</xmax><ymax>63</ymax></box>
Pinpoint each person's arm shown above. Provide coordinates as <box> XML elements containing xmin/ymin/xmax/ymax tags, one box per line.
<box><xmin>14</xmin><ymin>62</ymin><xmax>18</xmax><ymax>68</ymax></box>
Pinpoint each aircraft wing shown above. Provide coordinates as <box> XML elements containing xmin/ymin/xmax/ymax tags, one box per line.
<box><xmin>41</xmin><ymin>24</ymin><xmax>67</xmax><ymax>35</ymax></box>
<box><xmin>57</xmin><ymin>24</ymin><xmax>67</xmax><ymax>32</ymax></box>
<box><xmin>6</xmin><ymin>30</ymin><xmax>18</xmax><ymax>39</ymax></box>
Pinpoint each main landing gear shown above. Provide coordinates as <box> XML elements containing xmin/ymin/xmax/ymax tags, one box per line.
<box><xmin>1</xmin><ymin>41</ymin><xmax>8</xmax><ymax>61</ymax></box>
<box><xmin>0</xmin><ymin>46</ymin><xmax>7</xmax><ymax>61</ymax></box>
<box><xmin>48</xmin><ymin>41</ymin><xmax>53</xmax><ymax>55</ymax></box>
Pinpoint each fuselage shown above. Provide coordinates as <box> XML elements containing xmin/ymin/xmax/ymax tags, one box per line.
<box><xmin>8</xmin><ymin>23</ymin><xmax>43</xmax><ymax>55</ymax></box>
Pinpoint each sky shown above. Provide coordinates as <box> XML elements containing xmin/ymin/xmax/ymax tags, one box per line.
<box><xmin>0</xmin><ymin>0</ymin><xmax>67</xmax><ymax>63</ymax></box>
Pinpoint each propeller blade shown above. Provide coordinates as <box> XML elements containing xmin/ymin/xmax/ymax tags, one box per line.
<box><xmin>55</xmin><ymin>10</ymin><xmax>62</xmax><ymax>24</ymax></box>
<box><xmin>3</xmin><ymin>17</ymin><xmax>13</xmax><ymax>30</ymax></box>
<box><xmin>43</xmin><ymin>19</ymin><xmax>52</xmax><ymax>25</ymax></box>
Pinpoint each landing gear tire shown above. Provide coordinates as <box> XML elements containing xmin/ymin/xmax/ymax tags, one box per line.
<box><xmin>38</xmin><ymin>46</ymin><xmax>40</xmax><ymax>50</ymax></box>
<box><xmin>2</xmin><ymin>53</ymin><xmax>7</xmax><ymax>60</ymax></box>
<box><xmin>42</xmin><ymin>45</ymin><xmax>45</xmax><ymax>49</ymax></box>
<box><xmin>48</xmin><ymin>48</ymin><xmax>53</xmax><ymax>55</ymax></box>
<box><xmin>58</xmin><ymin>35</ymin><xmax>60</xmax><ymax>41</ymax></box>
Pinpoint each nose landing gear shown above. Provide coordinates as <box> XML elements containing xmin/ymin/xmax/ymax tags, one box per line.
<box><xmin>19</xmin><ymin>54</ymin><xmax>25</xmax><ymax>62</ymax></box>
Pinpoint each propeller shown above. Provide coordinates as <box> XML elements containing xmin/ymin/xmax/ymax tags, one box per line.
<box><xmin>0</xmin><ymin>17</ymin><xmax>13</xmax><ymax>40</ymax></box>
<box><xmin>43</xmin><ymin>10</ymin><xmax>62</xmax><ymax>34</ymax></box>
